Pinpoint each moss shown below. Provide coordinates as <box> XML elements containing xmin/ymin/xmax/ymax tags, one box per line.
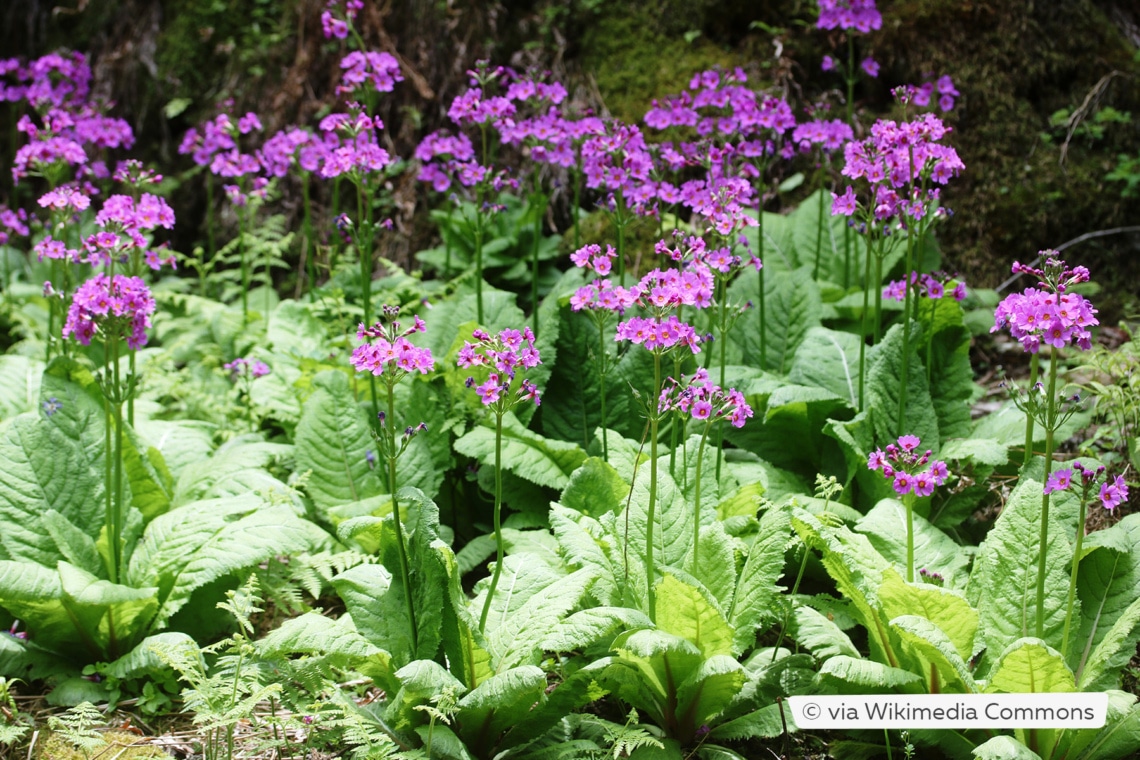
<box><xmin>37</xmin><ymin>730</ymin><xmax>171</xmax><ymax>760</ymax></box>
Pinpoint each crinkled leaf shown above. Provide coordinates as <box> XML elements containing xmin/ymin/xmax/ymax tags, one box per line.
<box><xmin>455</xmin><ymin>412</ymin><xmax>587</xmax><ymax>490</ymax></box>
<box><xmin>729</xmin><ymin>506</ymin><xmax>791</xmax><ymax>655</ymax></box>
<box><xmin>865</xmin><ymin>323</ymin><xmax>940</xmax><ymax>449</ymax></box>
<box><xmin>728</xmin><ymin>266</ymin><xmax>822</xmax><ymax>374</ymax></box>
<box><xmin>788</xmin><ymin>606</ymin><xmax>860</xmax><ymax>661</ymax></box>
<box><xmin>788</xmin><ymin>327</ymin><xmax>862</xmax><ymax>408</ymax></box>
<box><xmin>559</xmin><ymin>457</ymin><xmax>628</xmax><ymax>518</ymax></box>
<box><xmin>657</xmin><ymin>574</ymin><xmax>734</xmax><ymax>658</ymax></box>
<box><xmin>818</xmin><ymin>655</ymin><xmax>924</xmax><ymax>693</ymax></box>
<box><xmin>890</xmin><ymin>614</ymin><xmax>977</xmax><ymax>694</ymax></box>
<box><xmin>856</xmin><ymin>499</ymin><xmax>971</xmax><ymax>589</ymax></box>
<box><xmin>0</xmin><ymin>355</ymin><xmax>43</xmax><ymax>421</ymax></box>
<box><xmin>877</xmin><ymin>568</ymin><xmax>977</xmax><ymax>662</ymax></box>
<box><xmin>1075</xmin><ymin>514</ymin><xmax>1140</xmax><ymax>689</ymax></box>
<box><xmin>985</xmin><ymin>638</ymin><xmax>1075</xmax><ymax>693</ymax></box>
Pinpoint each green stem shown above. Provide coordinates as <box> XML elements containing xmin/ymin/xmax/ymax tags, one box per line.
<box><xmin>479</xmin><ymin>412</ymin><xmax>506</xmax><ymax>633</ymax></box>
<box><xmin>771</xmin><ymin>539</ymin><xmax>811</xmax><ymax>661</ymax></box>
<box><xmin>386</xmin><ymin>383</ymin><xmax>418</xmax><ymax>651</ymax></box>
<box><xmin>111</xmin><ymin>336</ymin><xmax>125</xmax><ymax>585</ymax></box>
<box><xmin>1035</xmin><ymin>346</ymin><xmax>1060</xmax><ymax>639</ymax></box>
<box><xmin>1061</xmin><ymin>493</ymin><xmax>1089</xmax><ymax>659</ymax></box>
<box><xmin>846</xmin><ymin>34</ymin><xmax>855</xmax><ymax>125</ymax></box>
<box><xmin>531</xmin><ymin>192</ymin><xmax>543</xmax><ymax>338</ymax></box>
<box><xmin>598</xmin><ymin>317</ymin><xmax>609</xmax><ymax>460</ymax></box>
<box><xmin>239</xmin><ymin>208</ymin><xmax>249</xmax><ymax>325</ymax></box>
<box><xmin>843</xmin><ymin>223</ymin><xmax>851</xmax><ymax>289</ymax></box>
<box><xmin>103</xmin><ymin>347</ymin><xmax>116</xmax><ymax>583</ymax></box>
<box><xmin>905</xmin><ymin>492</ymin><xmax>915</xmax><ymax>583</ymax></box>
<box><xmin>205</xmin><ymin>173</ymin><xmax>216</xmax><ymax>274</ymax></box>
<box><xmin>615</xmin><ymin>187</ymin><xmax>627</xmax><ymax>286</ymax></box>
<box><xmin>302</xmin><ymin>173</ymin><xmax>315</xmax><ymax>301</ymax></box>
<box><xmin>858</xmin><ymin>231</ymin><xmax>872</xmax><ymax>411</ymax></box>
<box><xmin>691</xmin><ymin>421</ymin><xmax>714</xmax><ymax>574</ymax></box>
<box><xmin>874</xmin><ymin>243</ymin><xmax>883</xmax><ymax>344</ymax></box>
<box><xmin>813</xmin><ymin>180</ymin><xmax>825</xmax><ymax>280</ymax></box>
<box><xmin>128</xmin><ymin>349</ymin><xmax>135</xmax><ymax>426</ymax></box>
<box><xmin>646</xmin><ymin>352</ymin><xmax>662</xmax><ymax>621</ymax></box>
<box><xmin>1023</xmin><ymin>353</ymin><xmax>1040</xmax><ymax>466</ymax></box>
<box><xmin>757</xmin><ymin>194</ymin><xmax>767</xmax><ymax>368</ymax></box>
<box><xmin>898</xmin><ymin>224</ymin><xmax>915</xmax><ymax>436</ymax></box>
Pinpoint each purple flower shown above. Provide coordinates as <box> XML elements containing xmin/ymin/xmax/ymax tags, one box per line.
<box><xmin>458</xmin><ymin>327</ymin><xmax>543</xmax><ymax>408</ymax></box>
<box><xmin>63</xmin><ymin>274</ymin><xmax>156</xmax><ymax>349</ymax></box>
<box><xmin>861</xmin><ymin>57</ymin><xmax>880</xmax><ymax>78</ymax></box>
<box><xmin>1100</xmin><ymin>476</ymin><xmax>1129</xmax><ymax>511</ymax></box>
<box><xmin>1044</xmin><ymin>468</ymin><xmax>1073</xmax><ymax>495</ymax></box>
<box><xmin>821</xmin><ymin>55</ymin><xmax>837</xmax><ymax>72</ymax></box>
<box><xmin>992</xmin><ymin>254</ymin><xmax>1098</xmax><ymax>354</ymax></box>
<box><xmin>352</xmin><ymin>316</ymin><xmax>435</xmax><ymax>378</ymax></box>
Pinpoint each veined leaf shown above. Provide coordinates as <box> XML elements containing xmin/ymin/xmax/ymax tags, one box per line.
<box><xmin>294</xmin><ymin>371</ymin><xmax>383</xmax><ymax>512</ymax></box>
<box><xmin>455</xmin><ymin>665</ymin><xmax>547</xmax><ymax>755</ymax></box>
<box><xmin>788</xmin><ymin>606</ymin><xmax>860</xmax><ymax>661</ymax></box>
<box><xmin>676</xmin><ymin>654</ymin><xmax>746</xmax><ymax>730</ymax></box>
<box><xmin>818</xmin><ymin>655</ymin><xmax>924</xmax><ymax>693</ymax></box>
<box><xmin>728</xmin><ymin>266</ymin><xmax>822</xmax><ymax>374</ymax></box>
<box><xmin>656</xmin><ymin>574</ymin><xmax>734</xmax><ymax>658</ymax></box>
<box><xmin>1075</xmin><ymin>514</ymin><xmax>1140</xmax><ymax>688</ymax></box>
<box><xmin>790</xmin><ymin>188</ymin><xmax>862</xmax><ymax>289</ymax></box>
<box><xmin>1078</xmin><ymin>595</ymin><xmax>1140</xmax><ymax>692</ymax></box>
<box><xmin>540</xmin><ymin>607</ymin><xmax>653</xmax><ymax>653</ymax></box>
<box><xmin>455</xmin><ymin>412</ymin><xmax>587</xmax><ymax>490</ymax></box>
<box><xmin>173</xmin><ymin>435</ymin><xmax>294</xmax><ymax>506</ymax></box>
<box><xmin>709</xmin><ymin>703</ymin><xmax>790</xmax><ymax>742</ymax></box>
<box><xmin>969</xmin><ymin>478</ymin><xmax>1071</xmax><ymax>672</ymax></box>
<box><xmin>890</xmin><ymin>614</ymin><xmax>977</xmax><ymax>694</ymax></box>
<box><xmin>865</xmin><ymin>323</ymin><xmax>940</xmax><ymax>449</ymax></box>
<box><xmin>268</xmin><ymin>300</ymin><xmax>328</xmax><ymax>359</ymax></box>
<box><xmin>0</xmin><ymin>355</ymin><xmax>43</xmax><ymax>421</ymax></box>
<box><xmin>729</xmin><ymin>506</ymin><xmax>791</xmax><ymax>655</ymax></box>
<box><xmin>488</xmin><ymin>568</ymin><xmax>594</xmax><ymax>672</ymax></box>
<box><xmin>559</xmin><ymin>457</ymin><xmax>628</xmax><ymax>518</ymax></box>
<box><xmin>970</xmin><ymin>736</ymin><xmax>1042</xmax><ymax>759</ymax></box>
<box><xmin>985</xmin><ymin>638</ymin><xmax>1075</xmax><ymax>694</ymax></box>
<box><xmin>856</xmin><ymin>499</ymin><xmax>971</xmax><ymax>589</ymax></box>
<box><xmin>126</xmin><ymin>495</ymin><xmax>320</xmax><ymax>625</ymax></box>
<box><xmin>877</xmin><ymin>569</ymin><xmax>977</xmax><ymax>662</ymax></box>
<box><xmin>688</xmin><ymin>522</ymin><xmax>738</xmax><ymax>614</ymax></box>
<box><xmin>788</xmin><ymin>327</ymin><xmax>862</xmax><ymax>408</ymax></box>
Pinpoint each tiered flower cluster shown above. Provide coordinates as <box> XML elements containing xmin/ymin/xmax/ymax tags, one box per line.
<box><xmin>613</xmin><ymin>267</ymin><xmax>708</xmax><ymax>354</ymax></box>
<box><xmin>1045</xmin><ymin>462</ymin><xmax>1130</xmax><ymax>511</ymax></box>
<box><xmin>350</xmin><ymin>312</ymin><xmax>435</xmax><ymax>377</ymax></box>
<box><xmin>62</xmin><ymin>274</ymin><xmax>156</xmax><ymax>349</ymax></box>
<box><xmin>832</xmin><ymin>113</ymin><xmax>964</xmax><ymax>223</ymax></box>
<box><xmin>459</xmin><ymin>328</ymin><xmax>542</xmax><ymax>407</ymax></box>
<box><xmin>867</xmin><ymin>435</ymin><xmax>950</xmax><ymax>497</ymax></box>
<box><xmin>658</xmin><ymin>368</ymin><xmax>753</xmax><ymax>428</ymax></box>
<box><xmin>992</xmin><ymin>254</ymin><xmax>1099</xmax><ymax>353</ymax></box>
<box><xmin>883</xmin><ymin>271</ymin><xmax>966</xmax><ymax>302</ymax></box>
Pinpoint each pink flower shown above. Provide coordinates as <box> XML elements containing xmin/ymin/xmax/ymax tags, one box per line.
<box><xmin>1044</xmin><ymin>468</ymin><xmax>1073</xmax><ymax>495</ymax></box>
<box><xmin>1099</xmin><ymin>476</ymin><xmax>1129</xmax><ymax>511</ymax></box>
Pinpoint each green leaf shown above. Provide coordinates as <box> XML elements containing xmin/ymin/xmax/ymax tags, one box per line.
<box><xmin>294</xmin><ymin>371</ymin><xmax>383</xmax><ymax>512</ymax></box>
<box><xmin>100</xmin><ymin>632</ymin><xmax>197</xmax><ymax>679</ymax></box>
<box><xmin>728</xmin><ymin>266</ymin><xmax>822</xmax><ymax>374</ymax></box>
<box><xmin>689</xmin><ymin>522</ymin><xmax>738</xmax><ymax>614</ymax></box>
<box><xmin>818</xmin><ymin>655</ymin><xmax>924</xmax><ymax>693</ymax></box>
<box><xmin>624</xmin><ymin>461</ymin><xmax>692</xmax><ymax>577</ymax></box>
<box><xmin>729</xmin><ymin>506</ymin><xmax>791</xmax><ymax>655</ymax></box>
<box><xmin>787</xmin><ymin>327</ymin><xmax>862</xmax><ymax>408</ymax></box>
<box><xmin>41</xmin><ymin>510</ymin><xmax>101</xmax><ymax>576</ymax></box>
<box><xmin>260</xmin><ymin>611</ymin><xmax>392</xmax><ymax>679</ymax></box>
<box><xmin>1065</xmin><ymin>691</ymin><xmax>1140</xmax><ymax>760</ymax></box>
<box><xmin>268</xmin><ymin>300</ymin><xmax>328</xmax><ymax>359</ymax></box>
<box><xmin>725</xmin><ymin>383</ymin><xmax>850</xmax><ymax>475</ymax></box>
<box><xmin>0</xmin><ymin>414</ymin><xmax>103</xmax><ymax>564</ymax></box>
<box><xmin>676</xmin><ymin>655</ymin><xmax>746</xmax><ymax>729</ymax></box>
<box><xmin>134</xmin><ymin>418</ymin><xmax>216</xmax><ymax>483</ymax></box>
<box><xmin>455</xmin><ymin>412</ymin><xmax>587</xmax><ymax>490</ymax></box>
<box><xmin>550</xmin><ymin>504</ymin><xmax>621</xmax><ymax>605</ymax></box>
<box><xmin>708</xmin><ymin>703</ymin><xmax>790</xmax><ymax>741</ymax></box>
<box><xmin>856</xmin><ymin>499</ymin><xmax>972</xmax><ymax>588</ymax></box>
<box><xmin>940</xmin><ymin>438</ymin><xmax>1010</xmax><ymax>468</ymax></box>
<box><xmin>790</xmin><ymin>188</ymin><xmax>861</xmax><ymax>289</ymax></box>
<box><xmin>487</xmin><ymin>568</ymin><xmax>594</xmax><ymax>672</ymax></box>
<box><xmin>1075</xmin><ymin>514</ymin><xmax>1140</xmax><ymax>689</ymax></box>
<box><xmin>0</xmin><ymin>355</ymin><xmax>44</xmax><ymax>421</ymax></box>
<box><xmin>126</xmin><ymin>495</ymin><xmax>319</xmax><ymax>625</ymax></box>
<box><xmin>559</xmin><ymin>457</ymin><xmax>628</xmax><ymax>518</ymax></box>
<box><xmin>877</xmin><ymin>568</ymin><xmax>977</xmax><ymax>662</ymax></box>
<box><xmin>924</xmin><ymin>314</ymin><xmax>975</xmax><ymax>441</ymax></box>
<box><xmin>985</xmin><ymin>638</ymin><xmax>1075</xmax><ymax>693</ymax></box>
<box><xmin>971</xmin><ymin>736</ymin><xmax>1042</xmax><ymax>759</ymax></box>
<box><xmin>656</xmin><ymin>574</ymin><xmax>734</xmax><ymax>658</ymax></box>
<box><xmin>865</xmin><ymin>323</ymin><xmax>940</xmax><ymax>449</ymax></box>
<box><xmin>455</xmin><ymin>665</ymin><xmax>547</xmax><ymax>754</ymax></box>
<box><xmin>1078</xmin><ymin>595</ymin><xmax>1140</xmax><ymax>692</ymax></box>
<box><xmin>788</xmin><ymin>605</ymin><xmax>859</xmax><ymax>662</ymax></box>
<box><xmin>969</xmin><ymin>478</ymin><xmax>1071</xmax><ymax>669</ymax></box>
<box><xmin>173</xmin><ymin>436</ymin><xmax>293</xmax><ymax>506</ymax></box>
<box><xmin>889</xmin><ymin>614</ymin><xmax>977</xmax><ymax>694</ymax></box>
<box><xmin>540</xmin><ymin>607</ymin><xmax>653</xmax><ymax>653</ymax></box>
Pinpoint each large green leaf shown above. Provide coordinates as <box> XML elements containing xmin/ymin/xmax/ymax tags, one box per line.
<box><xmin>818</xmin><ymin>655</ymin><xmax>924</xmax><ymax>693</ymax></box>
<box><xmin>788</xmin><ymin>606</ymin><xmax>860</xmax><ymax>662</ymax></box>
<box><xmin>1075</xmin><ymin>514</ymin><xmax>1140</xmax><ymax>689</ymax></box>
<box><xmin>623</xmin><ymin>454</ymin><xmax>692</xmax><ymax>577</ymax></box>
<box><xmin>877</xmin><ymin>569</ymin><xmax>977</xmax><ymax>663</ymax></box>
<box><xmin>126</xmin><ymin>495</ymin><xmax>320</xmax><ymax>625</ymax></box>
<box><xmin>172</xmin><ymin>436</ymin><xmax>294</xmax><ymax>506</ymax></box>
<box><xmin>550</xmin><ymin>504</ymin><xmax>622</xmax><ymax>605</ymax></box>
<box><xmin>856</xmin><ymin>499</ymin><xmax>971</xmax><ymax>588</ymax></box>
<box><xmin>968</xmin><ymin>478</ymin><xmax>1071</xmax><ymax>671</ymax></box>
<box><xmin>725</xmin><ymin>383</ymin><xmax>851</xmax><ymax>475</ymax></box>
<box><xmin>688</xmin><ymin>522</ymin><xmax>738</xmax><ymax>614</ymax></box>
<box><xmin>455</xmin><ymin>412</ymin><xmax>587</xmax><ymax>491</ymax></box>
<box><xmin>970</xmin><ymin>736</ymin><xmax>1042</xmax><ymax>759</ymax></box>
<box><xmin>294</xmin><ymin>370</ymin><xmax>383</xmax><ymax>512</ymax></box>
<box><xmin>1078</xmin><ymin>596</ymin><xmax>1140</xmax><ymax>692</ymax></box>
<box><xmin>455</xmin><ymin>665</ymin><xmax>548</xmax><ymax>756</ymax></box>
<box><xmin>728</xmin><ymin>506</ymin><xmax>791</xmax><ymax>655</ymax></box>
<box><xmin>790</xmin><ymin>188</ymin><xmax>861</xmax><ymax>289</ymax></box>
<box><xmin>865</xmin><ymin>323</ymin><xmax>940</xmax><ymax>448</ymax></box>
<box><xmin>675</xmin><ymin>654</ymin><xmax>746</xmax><ymax>730</ymax></box>
<box><xmin>921</xmin><ymin>299</ymin><xmax>974</xmax><ymax>441</ymax></box>
<box><xmin>728</xmin><ymin>266</ymin><xmax>822</xmax><ymax>374</ymax></box>
<box><xmin>0</xmin><ymin>560</ymin><xmax>157</xmax><ymax>663</ymax></box>
<box><xmin>889</xmin><ymin>614</ymin><xmax>976</xmax><ymax>694</ymax></box>
<box><xmin>656</xmin><ymin>574</ymin><xmax>734</xmax><ymax>658</ymax></box>
<box><xmin>985</xmin><ymin>638</ymin><xmax>1075</xmax><ymax>693</ymax></box>
<box><xmin>787</xmin><ymin>327</ymin><xmax>862</xmax><ymax>408</ymax></box>
<box><xmin>0</xmin><ymin>355</ymin><xmax>43</xmax><ymax>421</ymax></box>
<box><xmin>559</xmin><ymin>457</ymin><xmax>628</xmax><ymax>518</ymax></box>
<box><xmin>268</xmin><ymin>299</ymin><xmax>328</xmax><ymax>358</ymax></box>
<box><xmin>0</xmin><ymin>414</ymin><xmax>103</xmax><ymax>565</ymax></box>
<box><xmin>487</xmin><ymin>567</ymin><xmax>593</xmax><ymax>672</ymax></box>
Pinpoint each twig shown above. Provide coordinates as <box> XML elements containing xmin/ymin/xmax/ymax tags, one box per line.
<box><xmin>1059</xmin><ymin>70</ymin><xmax>1124</xmax><ymax>168</ymax></box>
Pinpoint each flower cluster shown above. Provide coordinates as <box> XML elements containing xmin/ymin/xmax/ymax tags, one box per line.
<box><xmin>223</xmin><ymin>357</ymin><xmax>271</xmax><ymax>379</ymax></box>
<box><xmin>833</xmin><ymin>114</ymin><xmax>964</xmax><ymax>222</ymax></box>
<box><xmin>458</xmin><ymin>327</ymin><xmax>543</xmax><ymax>407</ymax></box>
<box><xmin>0</xmin><ymin>205</ymin><xmax>29</xmax><ymax>245</ymax></box>
<box><xmin>569</xmin><ymin>279</ymin><xmax>639</xmax><ymax>313</ymax></box>
<box><xmin>350</xmin><ymin>310</ymin><xmax>435</xmax><ymax>377</ymax></box>
<box><xmin>901</xmin><ymin>75</ymin><xmax>960</xmax><ymax>113</ymax></box>
<box><xmin>1045</xmin><ymin>462</ymin><xmax>1130</xmax><ymax>511</ymax></box>
<box><xmin>792</xmin><ymin>118</ymin><xmax>854</xmax><ymax>153</ymax></box>
<box><xmin>883</xmin><ymin>272</ymin><xmax>966</xmax><ymax>302</ymax></box>
<box><xmin>570</xmin><ymin>243</ymin><xmax>617</xmax><ymax>275</ymax></box>
<box><xmin>338</xmin><ymin>51</ymin><xmax>403</xmax><ymax>95</ymax></box>
<box><xmin>321</xmin><ymin>0</ymin><xmax>363</xmax><ymax>38</ymax></box>
<box><xmin>658</xmin><ymin>368</ymin><xmax>753</xmax><ymax>428</ymax></box>
<box><xmin>817</xmin><ymin>0</ymin><xmax>882</xmax><ymax>32</ymax></box>
<box><xmin>615</xmin><ymin>315</ymin><xmax>701</xmax><ymax>353</ymax></box>
<box><xmin>992</xmin><ymin>254</ymin><xmax>1098</xmax><ymax>353</ymax></box>
<box><xmin>62</xmin><ymin>274</ymin><xmax>156</xmax><ymax>349</ymax></box>
<box><xmin>867</xmin><ymin>435</ymin><xmax>950</xmax><ymax>497</ymax></box>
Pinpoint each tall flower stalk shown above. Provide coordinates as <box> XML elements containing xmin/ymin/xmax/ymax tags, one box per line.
<box><xmin>457</xmin><ymin>327</ymin><xmax>543</xmax><ymax>633</ymax></box>
<box><xmin>351</xmin><ymin>307</ymin><xmax>435</xmax><ymax>651</ymax></box>
<box><xmin>993</xmin><ymin>254</ymin><xmax>1098</xmax><ymax>636</ymax></box>
<box><xmin>63</xmin><ymin>273</ymin><xmax>155</xmax><ymax>583</ymax></box>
